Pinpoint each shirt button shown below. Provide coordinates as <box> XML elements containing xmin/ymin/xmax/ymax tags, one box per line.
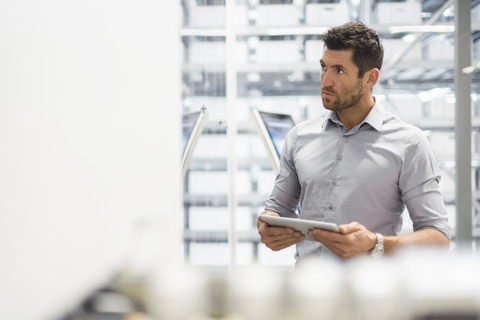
<box><xmin>328</xmin><ymin>204</ymin><xmax>333</xmax><ymax>210</ymax></box>
<box><xmin>337</xmin><ymin>155</ymin><xmax>342</xmax><ymax>161</ymax></box>
<box><xmin>332</xmin><ymin>180</ymin><xmax>337</xmax><ymax>185</ymax></box>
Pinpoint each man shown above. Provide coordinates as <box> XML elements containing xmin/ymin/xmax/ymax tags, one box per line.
<box><xmin>257</xmin><ymin>22</ymin><xmax>451</xmax><ymax>261</ymax></box>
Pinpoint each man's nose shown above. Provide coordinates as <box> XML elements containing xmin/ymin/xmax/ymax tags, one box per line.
<box><xmin>321</xmin><ymin>70</ymin><xmax>333</xmax><ymax>87</ymax></box>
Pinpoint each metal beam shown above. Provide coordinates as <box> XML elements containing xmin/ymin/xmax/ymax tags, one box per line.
<box><xmin>226</xmin><ymin>0</ymin><xmax>238</xmax><ymax>272</ymax></box>
<box><xmin>454</xmin><ymin>0</ymin><xmax>473</xmax><ymax>246</ymax></box>
<box><xmin>383</xmin><ymin>0</ymin><xmax>454</xmax><ymax>72</ymax></box>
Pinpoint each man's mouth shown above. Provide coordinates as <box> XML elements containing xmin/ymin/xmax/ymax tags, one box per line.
<box><xmin>322</xmin><ymin>91</ymin><xmax>334</xmax><ymax>98</ymax></box>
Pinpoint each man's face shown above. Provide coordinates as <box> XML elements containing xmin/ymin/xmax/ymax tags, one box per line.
<box><xmin>320</xmin><ymin>48</ymin><xmax>366</xmax><ymax>111</ymax></box>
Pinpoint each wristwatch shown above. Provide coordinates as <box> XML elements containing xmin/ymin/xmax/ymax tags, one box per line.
<box><xmin>369</xmin><ymin>233</ymin><xmax>384</xmax><ymax>258</ymax></box>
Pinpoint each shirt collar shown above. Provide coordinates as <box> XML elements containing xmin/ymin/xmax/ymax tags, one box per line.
<box><xmin>362</xmin><ymin>99</ymin><xmax>385</xmax><ymax>132</ymax></box>
<box><xmin>326</xmin><ymin>98</ymin><xmax>386</xmax><ymax>132</ymax></box>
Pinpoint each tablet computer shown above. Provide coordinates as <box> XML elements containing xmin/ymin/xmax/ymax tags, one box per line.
<box><xmin>259</xmin><ymin>215</ymin><xmax>340</xmax><ymax>241</ymax></box>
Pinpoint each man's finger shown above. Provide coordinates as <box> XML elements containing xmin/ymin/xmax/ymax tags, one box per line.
<box><xmin>309</xmin><ymin>227</ymin><xmax>342</xmax><ymax>239</ymax></box>
<box><xmin>269</xmin><ymin>234</ymin><xmax>305</xmax><ymax>251</ymax></box>
<box><xmin>339</xmin><ymin>222</ymin><xmax>362</xmax><ymax>234</ymax></box>
<box><xmin>265</xmin><ymin>226</ymin><xmax>296</xmax><ymax>236</ymax></box>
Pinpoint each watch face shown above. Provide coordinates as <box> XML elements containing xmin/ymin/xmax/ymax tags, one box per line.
<box><xmin>370</xmin><ymin>248</ymin><xmax>383</xmax><ymax>258</ymax></box>
<box><xmin>369</xmin><ymin>244</ymin><xmax>384</xmax><ymax>258</ymax></box>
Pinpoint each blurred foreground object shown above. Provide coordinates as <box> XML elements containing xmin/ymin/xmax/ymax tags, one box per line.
<box><xmin>138</xmin><ymin>247</ymin><xmax>480</xmax><ymax>320</ymax></box>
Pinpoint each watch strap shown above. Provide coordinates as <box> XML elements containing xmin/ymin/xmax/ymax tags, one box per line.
<box><xmin>369</xmin><ymin>233</ymin><xmax>384</xmax><ymax>258</ymax></box>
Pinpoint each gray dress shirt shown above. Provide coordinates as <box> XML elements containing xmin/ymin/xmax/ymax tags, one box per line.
<box><xmin>265</xmin><ymin>101</ymin><xmax>451</xmax><ymax>261</ymax></box>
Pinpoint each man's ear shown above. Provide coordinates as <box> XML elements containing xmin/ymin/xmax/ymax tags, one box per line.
<box><xmin>365</xmin><ymin>68</ymin><xmax>380</xmax><ymax>88</ymax></box>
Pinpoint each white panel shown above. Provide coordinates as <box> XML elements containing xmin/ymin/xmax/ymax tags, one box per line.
<box><xmin>189</xmin><ymin>243</ymin><xmax>253</xmax><ymax>265</ymax></box>
<box><xmin>189</xmin><ymin>5</ymin><xmax>225</xmax><ymax>28</ymax></box>
<box><xmin>374</xmin><ymin>2</ymin><xmax>422</xmax><ymax>25</ymax></box>
<box><xmin>305</xmin><ymin>3</ymin><xmax>350</xmax><ymax>27</ymax></box>
<box><xmin>250</xmin><ymin>134</ymin><xmax>271</xmax><ymax>159</ymax></box>
<box><xmin>382</xmin><ymin>39</ymin><xmax>423</xmax><ymax>62</ymax></box>
<box><xmin>189</xmin><ymin>40</ymin><xmax>248</xmax><ymax>64</ymax></box>
<box><xmin>379</xmin><ymin>96</ymin><xmax>423</xmax><ymax>126</ymax></box>
<box><xmin>256</xmin><ymin>40</ymin><xmax>300</xmax><ymax>63</ymax></box>
<box><xmin>305</xmin><ymin>40</ymin><xmax>324</xmax><ymax>63</ymax></box>
<box><xmin>428</xmin><ymin>132</ymin><xmax>456</xmax><ymax>158</ymax></box>
<box><xmin>194</xmin><ymin>135</ymin><xmax>228</xmax><ymax>158</ymax></box>
<box><xmin>188</xmin><ymin>171</ymin><xmax>251</xmax><ymax>195</ymax></box>
<box><xmin>0</xmin><ymin>1</ymin><xmax>181</xmax><ymax>320</ymax></box>
<box><xmin>426</xmin><ymin>38</ymin><xmax>455</xmax><ymax>61</ymax></box>
<box><xmin>189</xmin><ymin>5</ymin><xmax>248</xmax><ymax>28</ymax></box>
<box><xmin>189</xmin><ymin>41</ymin><xmax>226</xmax><ymax>64</ymax></box>
<box><xmin>188</xmin><ymin>206</ymin><xmax>252</xmax><ymax>231</ymax></box>
<box><xmin>236</xmin><ymin>134</ymin><xmax>251</xmax><ymax>158</ymax></box>
<box><xmin>235</xmin><ymin>41</ymin><xmax>249</xmax><ymax>64</ymax></box>
<box><xmin>427</xmin><ymin>98</ymin><xmax>456</xmax><ymax>120</ymax></box>
<box><xmin>234</xmin><ymin>6</ymin><xmax>249</xmax><ymax>28</ymax></box>
<box><xmin>258</xmin><ymin>171</ymin><xmax>277</xmax><ymax>195</ymax></box>
<box><xmin>256</xmin><ymin>4</ymin><xmax>298</xmax><ymax>27</ymax></box>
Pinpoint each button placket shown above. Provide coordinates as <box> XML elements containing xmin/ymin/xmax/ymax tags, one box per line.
<box><xmin>325</xmin><ymin>136</ymin><xmax>344</xmax><ymax>212</ymax></box>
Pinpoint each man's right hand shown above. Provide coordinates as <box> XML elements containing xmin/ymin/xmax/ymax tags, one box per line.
<box><xmin>257</xmin><ymin>210</ymin><xmax>305</xmax><ymax>251</ymax></box>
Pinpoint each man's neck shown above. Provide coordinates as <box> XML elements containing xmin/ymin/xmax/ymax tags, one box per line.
<box><xmin>336</xmin><ymin>96</ymin><xmax>375</xmax><ymax>132</ymax></box>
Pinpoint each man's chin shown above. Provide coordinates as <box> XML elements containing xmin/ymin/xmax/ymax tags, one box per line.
<box><xmin>321</xmin><ymin>100</ymin><xmax>333</xmax><ymax>110</ymax></box>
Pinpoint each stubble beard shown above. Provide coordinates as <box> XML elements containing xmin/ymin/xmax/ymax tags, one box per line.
<box><xmin>322</xmin><ymin>79</ymin><xmax>365</xmax><ymax>112</ymax></box>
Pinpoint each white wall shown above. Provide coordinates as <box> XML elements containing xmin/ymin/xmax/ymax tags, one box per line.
<box><xmin>0</xmin><ymin>1</ymin><xmax>182</xmax><ymax>320</ymax></box>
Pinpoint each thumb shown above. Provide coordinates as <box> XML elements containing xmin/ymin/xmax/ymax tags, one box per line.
<box><xmin>339</xmin><ymin>222</ymin><xmax>361</xmax><ymax>234</ymax></box>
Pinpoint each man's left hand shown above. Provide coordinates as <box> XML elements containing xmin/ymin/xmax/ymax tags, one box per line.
<box><xmin>308</xmin><ymin>222</ymin><xmax>377</xmax><ymax>259</ymax></box>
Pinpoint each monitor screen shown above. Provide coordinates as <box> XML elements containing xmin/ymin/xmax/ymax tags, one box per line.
<box><xmin>251</xmin><ymin>109</ymin><xmax>296</xmax><ymax>174</ymax></box>
<box><xmin>251</xmin><ymin>109</ymin><xmax>300</xmax><ymax>212</ymax></box>
<box><xmin>182</xmin><ymin>112</ymin><xmax>201</xmax><ymax>156</ymax></box>
<box><xmin>181</xmin><ymin>110</ymin><xmax>208</xmax><ymax>181</ymax></box>
<box><xmin>259</xmin><ymin>111</ymin><xmax>296</xmax><ymax>158</ymax></box>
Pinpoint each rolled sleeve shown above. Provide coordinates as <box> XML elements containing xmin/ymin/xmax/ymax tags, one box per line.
<box><xmin>404</xmin><ymin>179</ymin><xmax>451</xmax><ymax>239</ymax></box>
<box><xmin>265</xmin><ymin>128</ymin><xmax>301</xmax><ymax>218</ymax></box>
<box><xmin>265</xmin><ymin>174</ymin><xmax>300</xmax><ymax>218</ymax></box>
<box><xmin>399</xmin><ymin>132</ymin><xmax>442</xmax><ymax>202</ymax></box>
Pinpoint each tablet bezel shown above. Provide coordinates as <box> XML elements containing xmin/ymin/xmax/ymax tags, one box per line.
<box><xmin>259</xmin><ymin>215</ymin><xmax>340</xmax><ymax>241</ymax></box>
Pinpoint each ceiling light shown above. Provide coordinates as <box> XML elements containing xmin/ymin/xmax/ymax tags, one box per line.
<box><xmin>418</xmin><ymin>88</ymin><xmax>451</xmax><ymax>102</ymax></box>
<box><xmin>389</xmin><ymin>25</ymin><xmax>454</xmax><ymax>34</ymax></box>
<box><xmin>264</xmin><ymin>27</ymin><xmax>328</xmax><ymax>36</ymax></box>
<box><xmin>180</xmin><ymin>28</ymin><xmax>226</xmax><ymax>36</ymax></box>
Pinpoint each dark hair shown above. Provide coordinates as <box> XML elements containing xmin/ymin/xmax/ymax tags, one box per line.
<box><xmin>322</xmin><ymin>21</ymin><xmax>384</xmax><ymax>78</ymax></box>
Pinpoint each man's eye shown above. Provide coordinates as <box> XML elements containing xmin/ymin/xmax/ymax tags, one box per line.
<box><xmin>337</xmin><ymin>68</ymin><xmax>344</xmax><ymax>74</ymax></box>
